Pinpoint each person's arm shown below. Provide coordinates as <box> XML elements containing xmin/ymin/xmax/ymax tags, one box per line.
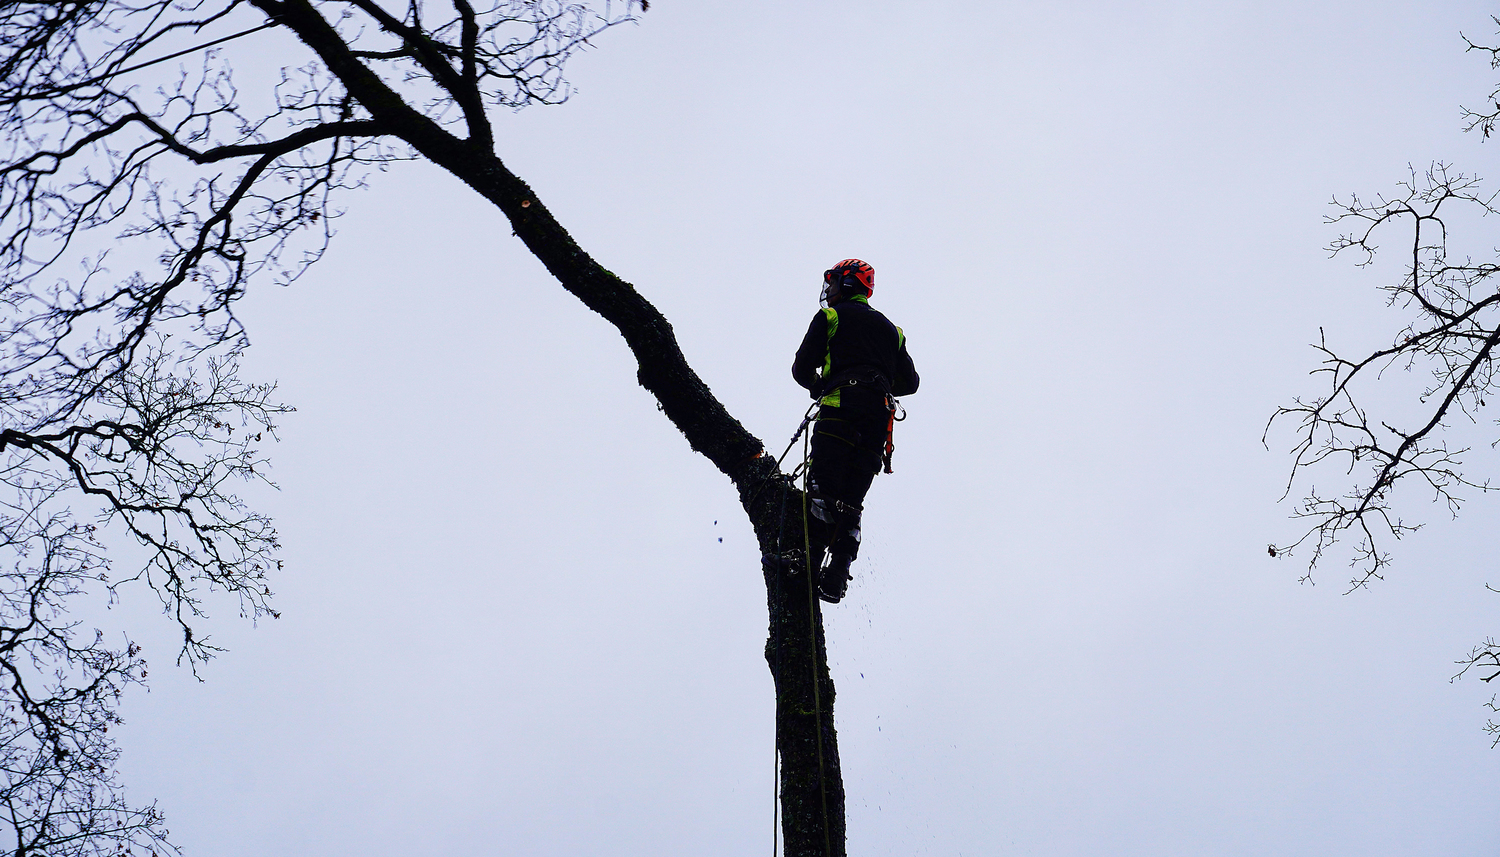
<box><xmin>891</xmin><ymin>327</ymin><xmax>919</xmax><ymax>396</ymax></box>
<box><xmin>791</xmin><ymin>311</ymin><xmax>830</xmax><ymax>392</ymax></box>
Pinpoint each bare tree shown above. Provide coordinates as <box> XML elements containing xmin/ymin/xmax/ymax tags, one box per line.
<box><xmin>1</xmin><ymin>2</ymin><xmax>848</xmax><ymax>854</ymax></box>
<box><xmin>0</xmin><ymin>343</ymin><xmax>285</xmax><ymax>854</ymax></box>
<box><xmin>1269</xmin><ymin>21</ymin><xmax>1500</xmax><ymax>745</ymax></box>
<box><xmin>1268</xmin><ymin>162</ymin><xmax>1500</xmax><ymax>589</ymax></box>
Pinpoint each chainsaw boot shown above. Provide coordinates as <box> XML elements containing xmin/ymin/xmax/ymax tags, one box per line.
<box><xmin>817</xmin><ymin>553</ymin><xmax>853</xmax><ymax>603</ymax></box>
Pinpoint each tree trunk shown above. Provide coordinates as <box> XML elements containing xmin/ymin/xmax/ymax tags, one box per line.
<box><xmin>757</xmin><ymin>481</ymin><xmax>846</xmax><ymax>857</ymax></box>
<box><xmin>452</xmin><ymin>148</ymin><xmax>851</xmax><ymax>852</ymax></box>
<box><xmin>262</xmin><ymin>11</ymin><xmax>850</xmax><ymax>841</ymax></box>
<box><xmin>444</xmin><ymin>150</ymin><xmax>851</xmax><ymax>857</ymax></box>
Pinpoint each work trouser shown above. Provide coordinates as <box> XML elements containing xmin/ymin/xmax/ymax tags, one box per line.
<box><xmin>806</xmin><ymin>385</ymin><xmax>889</xmax><ymax>564</ymax></box>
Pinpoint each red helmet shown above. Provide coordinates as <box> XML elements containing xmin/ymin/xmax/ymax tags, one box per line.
<box><xmin>821</xmin><ymin>259</ymin><xmax>874</xmax><ymax>304</ymax></box>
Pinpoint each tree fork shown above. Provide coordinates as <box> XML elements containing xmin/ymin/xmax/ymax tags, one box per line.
<box><xmin>446</xmin><ymin>144</ymin><xmax>851</xmax><ymax>857</ymax></box>
<box><xmin>223</xmin><ymin>4</ymin><xmax>850</xmax><ymax>850</ymax></box>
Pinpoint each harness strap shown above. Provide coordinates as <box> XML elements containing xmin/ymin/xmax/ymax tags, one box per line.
<box><xmin>804</xmin><ymin>491</ymin><xmax>862</xmax><ymax>516</ymax></box>
<box><xmin>881</xmin><ymin>395</ymin><xmax>907</xmax><ymax>474</ymax></box>
<box><xmin>882</xmin><ymin>403</ymin><xmax>894</xmax><ymax>474</ymax></box>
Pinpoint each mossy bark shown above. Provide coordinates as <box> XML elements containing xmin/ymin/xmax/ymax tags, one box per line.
<box><xmin>761</xmin><ymin>504</ymin><xmax>847</xmax><ymax>857</ymax></box>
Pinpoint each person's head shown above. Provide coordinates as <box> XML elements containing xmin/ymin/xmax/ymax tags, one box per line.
<box><xmin>820</xmin><ymin>259</ymin><xmax>875</xmax><ymax>306</ymax></box>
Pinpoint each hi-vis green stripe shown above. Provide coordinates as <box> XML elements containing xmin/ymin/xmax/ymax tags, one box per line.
<box><xmin>819</xmin><ymin>307</ymin><xmax>841</xmax><ymax>406</ymax></box>
<box><xmin>821</xmin><ymin>307</ymin><xmax>839</xmax><ymax>376</ymax></box>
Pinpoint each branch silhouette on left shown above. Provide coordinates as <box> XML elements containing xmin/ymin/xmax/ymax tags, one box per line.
<box><xmin>0</xmin><ymin>3</ymin><xmax>850</xmax><ymax>854</ymax></box>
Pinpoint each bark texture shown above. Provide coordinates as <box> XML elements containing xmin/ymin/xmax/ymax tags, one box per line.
<box><xmin>760</xmin><ymin>484</ymin><xmax>847</xmax><ymax>857</ymax></box>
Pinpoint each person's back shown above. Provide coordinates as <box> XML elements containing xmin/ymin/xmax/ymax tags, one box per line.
<box><xmin>789</xmin><ymin>259</ymin><xmax>918</xmax><ymax>603</ymax></box>
<box><xmin>792</xmin><ymin>294</ymin><xmax>918</xmax><ymax>404</ymax></box>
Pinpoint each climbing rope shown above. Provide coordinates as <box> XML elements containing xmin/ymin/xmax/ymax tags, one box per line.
<box><xmin>799</xmin><ymin>425</ymin><xmax>835</xmax><ymax>857</ymax></box>
<box><xmin>763</xmin><ymin>405</ymin><xmax>833</xmax><ymax>857</ymax></box>
<box><xmin>760</xmin><ymin>395</ymin><xmax>903</xmax><ymax>854</ymax></box>
<box><xmin>747</xmin><ymin>402</ymin><xmax>819</xmax><ymax>513</ymax></box>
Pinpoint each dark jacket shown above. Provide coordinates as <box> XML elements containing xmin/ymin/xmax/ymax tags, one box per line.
<box><xmin>792</xmin><ymin>295</ymin><xmax>919</xmax><ymax>405</ymax></box>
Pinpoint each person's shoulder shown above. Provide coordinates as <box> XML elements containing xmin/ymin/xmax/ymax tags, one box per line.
<box><xmin>859</xmin><ymin>302</ymin><xmax>897</xmax><ymax>326</ymax></box>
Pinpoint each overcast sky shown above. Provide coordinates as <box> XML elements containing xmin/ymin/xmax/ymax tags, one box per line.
<box><xmin>97</xmin><ymin>2</ymin><xmax>1500</xmax><ymax>855</ymax></box>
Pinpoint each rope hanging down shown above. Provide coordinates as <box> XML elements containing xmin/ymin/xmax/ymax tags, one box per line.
<box><xmin>762</xmin><ymin>394</ymin><xmax>901</xmax><ymax>856</ymax></box>
<box><xmin>798</xmin><ymin>425</ymin><xmax>835</xmax><ymax>857</ymax></box>
<box><xmin>763</xmin><ymin>404</ymin><xmax>832</xmax><ymax>857</ymax></box>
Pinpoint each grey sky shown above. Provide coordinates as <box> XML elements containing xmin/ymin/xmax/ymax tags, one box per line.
<box><xmin>100</xmin><ymin>1</ymin><xmax>1500</xmax><ymax>854</ymax></box>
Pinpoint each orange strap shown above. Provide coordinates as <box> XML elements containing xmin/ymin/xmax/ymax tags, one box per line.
<box><xmin>882</xmin><ymin>397</ymin><xmax>896</xmax><ymax>474</ymax></box>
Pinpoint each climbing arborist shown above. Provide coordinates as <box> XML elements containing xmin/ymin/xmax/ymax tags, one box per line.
<box><xmin>791</xmin><ymin>258</ymin><xmax>919</xmax><ymax>603</ymax></box>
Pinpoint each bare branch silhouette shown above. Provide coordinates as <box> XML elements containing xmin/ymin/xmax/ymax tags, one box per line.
<box><xmin>1269</xmin><ymin>164</ymin><xmax>1500</xmax><ymax>590</ymax></box>
<box><xmin>2</xmin><ymin>2</ymin><xmax>850</xmax><ymax>853</ymax></box>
